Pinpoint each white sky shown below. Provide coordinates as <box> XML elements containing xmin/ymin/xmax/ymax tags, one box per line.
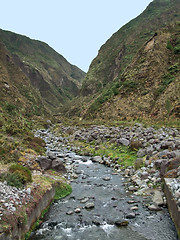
<box><xmin>0</xmin><ymin>0</ymin><xmax>152</xmax><ymax>72</ymax></box>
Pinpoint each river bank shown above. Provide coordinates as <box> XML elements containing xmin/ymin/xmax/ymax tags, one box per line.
<box><xmin>0</xmin><ymin>149</ymin><xmax>71</xmax><ymax>240</ymax></box>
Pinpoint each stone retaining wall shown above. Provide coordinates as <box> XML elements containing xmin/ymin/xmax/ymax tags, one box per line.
<box><xmin>164</xmin><ymin>178</ymin><xmax>180</xmax><ymax>239</ymax></box>
<box><xmin>0</xmin><ymin>185</ymin><xmax>56</xmax><ymax>240</ymax></box>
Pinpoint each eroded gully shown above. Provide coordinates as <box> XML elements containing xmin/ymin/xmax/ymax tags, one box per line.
<box><xmin>30</xmin><ymin>130</ymin><xmax>178</xmax><ymax>240</ymax></box>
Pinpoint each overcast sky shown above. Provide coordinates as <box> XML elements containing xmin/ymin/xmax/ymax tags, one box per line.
<box><xmin>0</xmin><ymin>0</ymin><xmax>152</xmax><ymax>72</ymax></box>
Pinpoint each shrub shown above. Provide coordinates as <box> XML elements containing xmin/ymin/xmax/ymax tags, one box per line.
<box><xmin>0</xmin><ymin>172</ymin><xmax>24</xmax><ymax>188</ymax></box>
<box><xmin>9</xmin><ymin>164</ymin><xmax>32</xmax><ymax>184</ymax></box>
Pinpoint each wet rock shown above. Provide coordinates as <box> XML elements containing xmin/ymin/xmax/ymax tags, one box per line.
<box><xmin>111</xmin><ymin>197</ymin><xmax>118</xmax><ymax>200</ymax></box>
<box><xmin>85</xmin><ymin>202</ymin><xmax>95</xmax><ymax>209</ymax></box>
<box><xmin>66</xmin><ymin>210</ymin><xmax>74</xmax><ymax>215</ymax></box>
<box><xmin>71</xmin><ymin>173</ymin><xmax>78</xmax><ymax>179</ymax></box>
<box><xmin>92</xmin><ymin>219</ymin><xmax>102</xmax><ymax>226</ymax></box>
<box><xmin>131</xmin><ymin>206</ymin><xmax>138</xmax><ymax>211</ymax></box>
<box><xmin>115</xmin><ymin>220</ymin><xmax>129</xmax><ymax>227</ymax></box>
<box><xmin>152</xmin><ymin>191</ymin><xmax>164</xmax><ymax>206</ymax></box>
<box><xmin>92</xmin><ymin>156</ymin><xmax>102</xmax><ymax>163</ymax></box>
<box><xmin>74</xmin><ymin>208</ymin><xmax>81</xmax><ymax>213</ymax></box>
<box><xmin>103</xmin><ymin>176</ymin><xmax>111</xmax><ymax>181</ymax></box>
<box><xmin>126</xmin><ymin>212</ymin><xmax>136</xmax><ymax>219</ymax></box>
<box><xmin>48</xmin><ymin>221</ymin><xmax>58</xmax><ymax>228</ymax></box>
<box><xmin>80</xmin><ymin>197</ymin><xmax>89</xmax><ymax>203</ymax></box>
<box><xmin>127</xmin><ymin>200</ymin><xmax>138</xmax><ymax>204</ymax></box>
<box><xmin>148</xmin><ymin>204</ymin><xmax>161</xmax><ymax>211</ymax></box>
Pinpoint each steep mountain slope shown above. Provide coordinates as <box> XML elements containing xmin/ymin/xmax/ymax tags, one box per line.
<box><xmin>0</xmin><ymin>29</ymin><xmax>85</xmax><ymax>112</ymax></box>
<box><xmin>91</xmin><ymin>23</ymin><xmax>180</xmax><ymax>120</ymax></box>
<box><xmin>0</xmin><ymin>39</ymin><xmax>48</xmax><ymax>162</ymax></box>
<box><xmin>70</xmin><ymin>0</ymin><xmax>180</xmax><ymax>120</ymax></box>
<box><xmin>82</xmin><ymin>0</ymin><xmax>180</xmax><ymax>96</ymax></box>
<box><xmin>0</xmin><ymin>40</ymin><xmax>46</xmax><ymax>117</ymax></box>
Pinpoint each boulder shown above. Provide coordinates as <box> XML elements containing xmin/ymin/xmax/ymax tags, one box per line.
<box><xmin>74</xmin><ymin>208</ymin><xmax>81</xmax><ymax>213</ymax></box>
<box><xmin>85</xmin><ymin>202</ymin><xmax>95</xmax><ymax>209</ymax></box>
<box><xmin>137</xmin><ymin>149</ymin><xmax>146</xmax><ymax>158</ymax></box>
<box><xmin>36</xmin><ymin>156</ymin><xmax>52</xmax><ymax>170</ymax></box>
<box><xmin>115</xmin><ymin>220</ymin><xmax>129</xmax><ymax>227</ymax></box>
<box><xmin>51</xmin><ymin>159</ymin><xmax>67</xmax><ymax>173</ymax></box>
<box><xmin>47</xmin><ymin>152</ymin><xmax>57</xmax><ymax>160</ymax></box>
<box><xmin>126</xmin><ymin>213</ymin><xmax>136</xmax><ymax>219</ymax></box>
<box><xmin>148</xmin><ymin>203</ymin><xmax>161</xmax><ymax>211</ymax></box>
<box><xmin>117</xmin><ymin>138</ymin><xmax>130</xmax><ymax>146</ymax></box>
<box><xmin>103</xmin><ymin>176</ymin><xmax>111</xmax><ymax>181</ymax></box>
<box><xmin>92</xmin><ymin>156</ymin><xmax>102</xmax><ymax>163</ymax></box>
<box><xmin>152</xmin><ymin>191</ymin><xmax>164</xmax><ymax>206</ymax></box>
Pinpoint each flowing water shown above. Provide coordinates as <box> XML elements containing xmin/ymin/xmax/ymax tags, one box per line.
<box><xmin>30</xmin><ymin>130</ymin><xmax>178</xmax><ymax>240</ymax></box>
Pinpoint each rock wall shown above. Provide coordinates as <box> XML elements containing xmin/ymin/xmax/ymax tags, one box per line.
<box><xmin>0</xmin><ymin>185</ymin><xmax>56</xmax><ymax>240</ymax></box>
<box><xmin>164</xmin><ymin>178</ymin><xmax>180</xmax><ymax>239</ymax></box>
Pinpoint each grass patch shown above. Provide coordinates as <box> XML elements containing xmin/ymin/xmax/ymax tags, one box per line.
<box><xmin>73</xmin><ymin>141</ymin><xmax>137</xmax><ymax>168</ymax></box>
<box><xmin>54</xmin><ymin>182</ymin><xmax>72</xmax><ymax>200</ymax></box>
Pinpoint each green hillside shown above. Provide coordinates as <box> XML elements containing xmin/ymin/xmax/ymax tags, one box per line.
<box><xmin>67</xmin><ymin>0</ymin><xmax>180</xmax><ymax>120</ymax></box>
<box><xmin>0</xmin><ymin>29</ymin><xmax>85</xmax><ymax>112</ymax></box>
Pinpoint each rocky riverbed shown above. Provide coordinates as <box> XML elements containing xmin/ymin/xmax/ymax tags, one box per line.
<box><xmin>29</xmin><ymin>124</ymin><xmax>180</xmax><ymax>240</ymax></box>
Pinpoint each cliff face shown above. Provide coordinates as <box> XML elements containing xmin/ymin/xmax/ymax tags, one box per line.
<box><xmin>0</xmin><ymin>29</ymin><xmax>85</xmax><ymax>113</ymax></box>
<box><xmin>71</xmin><ymin>0</ymin><xmax>180</xmax><ymax>120</ymax></box>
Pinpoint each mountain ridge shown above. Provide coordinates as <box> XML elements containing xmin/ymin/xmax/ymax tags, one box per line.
<box><xmin>0</xmin><ymin>28</ymin><xmax>86</xmax><ymax>113</ymax></box>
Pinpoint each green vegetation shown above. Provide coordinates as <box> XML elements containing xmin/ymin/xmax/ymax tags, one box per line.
<box><xmin>54</xmin><ymin>182</ymin><xmax>72</xmax><ymax>200</ymax></box>
<box><xmin>0</xmin><ymin>164</ymin><xmax>32</xmax><ymax>189</ymax></box>
<box><xmin>82</xmin><ymin>0</ymin><xmax>180</xmax><ymax>96</ymax></box>
<box><xmin>0</xmin><ymin>28</ymin><xmax>85</xmax><ymax>113</ymax></box>
<box><xmin>9</xmin><ymin>163</ymin><xmax>32</xmax><ymax>184</ymax></box>
<box><xmin>87</xmin><ymin>80</ymin><xmax>138</xmax><ymax>115</ymax></box>
<box><xmin>72</xmin><ymin>140</ymin><xmax>137</xmax><ymax>168</ymax></box>
<box><xmin>154</xmin><ymin>63</ymin><xmax>179</xmax><ymax>99</ymax></box>
<box><xmin>0</xmin><ymin>113</ymin><xmax>46</xmax><ymax>163</ymax></box>
<box><xmin>0</xmin><ymin>172</ymin><xmax>24</xmax><ymax>188</ymax></box>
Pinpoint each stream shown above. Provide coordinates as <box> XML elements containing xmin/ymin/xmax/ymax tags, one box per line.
<box><xmin>30</xmin><ymin>130</ymin><xmax>178</xmax><ymax>240</ymax></box>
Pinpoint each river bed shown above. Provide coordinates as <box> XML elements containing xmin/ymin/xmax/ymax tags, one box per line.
<box><xmin>30</xmin><ymin>130</ymin><xmax>178</xmax><ymax>240</ymax></box>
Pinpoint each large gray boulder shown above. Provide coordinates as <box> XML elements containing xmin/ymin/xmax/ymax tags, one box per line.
<box><xmin>51</xmin><ymin>159</ymin><xmax>67</xmax><ymax>173</ymax></box>
<box><xmin>36</xmin><ymin>156</ymin><xmax>52</xmax><ymax>170</ymax></box>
